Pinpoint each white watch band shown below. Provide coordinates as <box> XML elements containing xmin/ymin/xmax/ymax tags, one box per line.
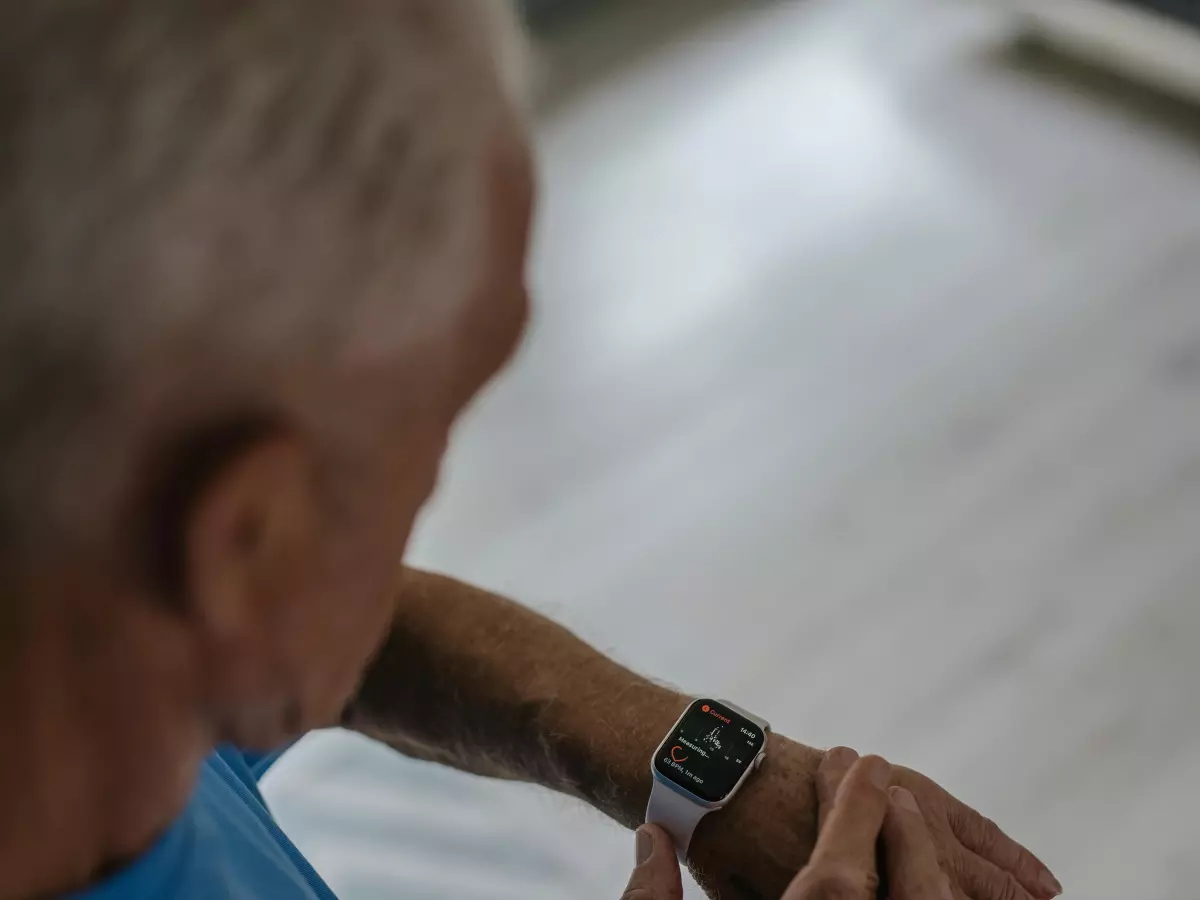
<box><xmin>646</xmin><ymin>780</ymin><xmax>708</xmax><ymax>860</ymax></box>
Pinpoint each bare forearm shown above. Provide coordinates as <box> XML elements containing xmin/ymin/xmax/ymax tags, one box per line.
<box><xmin>345</xmin><ymin>567</ymin><xmax>825</xmax><ymax>900</ymax></box>
<box><xmin>344</xmin><ymin>567</ymin><xmax>685</xmax><ymax>826</ymax></box>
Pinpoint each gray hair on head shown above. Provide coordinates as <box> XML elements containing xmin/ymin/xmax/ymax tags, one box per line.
<box><xmin>0</xmin><ymin>0</ymin><xmax>528</xmax><ymax>563</ymax></box>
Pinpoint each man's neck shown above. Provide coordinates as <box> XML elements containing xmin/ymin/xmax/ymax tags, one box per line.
<box><xmin>0</xmin><ymin>575</ymin><xmax>208</xmax><ymax>900</ymax></box>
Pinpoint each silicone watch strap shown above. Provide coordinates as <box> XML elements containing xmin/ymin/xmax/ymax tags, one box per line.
<box><xmin>646</xmin><ymin>780</ymin><xmax>708</xmax><ymax>861</ymax></box>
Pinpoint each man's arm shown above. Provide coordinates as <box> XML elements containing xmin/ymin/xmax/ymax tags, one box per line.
<box><xmin>343</xmin><ymin>567</ymin><xmax>824</xmax><ymax>899</ymax></box>
<box><xmin>344</xmin><ymin>566</ymin><xmax>691</xmax><ymax>816</ymax></box>
<box><xmin>343</xmin><ymin>568</ymin><xmax>1059</xmax><ymax>900</ymax></box>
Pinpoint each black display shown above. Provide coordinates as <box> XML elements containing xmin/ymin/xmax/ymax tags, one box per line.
<box><xmin>653</xmin><ymin>699</ymin><xmax>766</xmax><ymax>803</ymax></box>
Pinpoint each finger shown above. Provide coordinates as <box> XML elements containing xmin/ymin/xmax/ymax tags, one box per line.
<box><xmin>796</xmin><ymin>755</ymin><xmax>893</xmax><ymax>900</ymax></box>
<box><xmin>622</xmin><ymin>825</ymin><xmax>683</xmax><ymax>900</ymax></box>
<box><xmin>949</xmin><ymin>800</ymin><xmax>1062</xmax><ymax>898</ymax></box>
<box><xmin>817</xmin><ymin>747</ymin><xmax>860</xmax><ymax>832</ymax></box>
<box><xmin>956</xmin><ymin>847</ymin><xmax>1042</xmax><ymax>900</ymax></box>
<box><xmin>883</xmin><ymin>788</ymin><xmax>953</xmax><ymax>900</ymax></box>
<box><xmin>813</xmin><ymin>756</ymin><xmax>893</xmax><ymax>869</ymax></box>
<box><xmin>784</xmin><ymin>862</ymin><xmax>879</xmax><ymax>900</ymax></box>
<box><xmin>782</xmin><ymin>757</ymin><xmax>892</xmax><ymax>900</ymax></box>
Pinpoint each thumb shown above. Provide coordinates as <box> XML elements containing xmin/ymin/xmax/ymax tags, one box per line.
<box><xmin>622</xmin><ymin>825</ymin><xmax>684</xmax><ymax>900</ymax></box>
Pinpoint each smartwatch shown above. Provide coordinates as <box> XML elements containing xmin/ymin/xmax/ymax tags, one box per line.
<box><xmin>646</xmin><ymin>698</ymin><xmax>771</xmax><ymax>858</ymax></box>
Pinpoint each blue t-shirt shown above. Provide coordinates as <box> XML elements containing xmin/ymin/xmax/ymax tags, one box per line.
<box><xmin>68</xmin><ymin>746</ymin><xmax>336</xmax><ymax>900</ymax></box>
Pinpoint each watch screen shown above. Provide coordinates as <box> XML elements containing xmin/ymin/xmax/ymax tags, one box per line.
<box><xmin>653</xmin><ymin>699</ymin><xmax>765</xmax><ymax>803</ymax></box>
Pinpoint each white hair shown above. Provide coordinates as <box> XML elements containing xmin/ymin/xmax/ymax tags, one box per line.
<box><xmin>0</xmin><ymin>0</ymin><xmax>529</xmax><ymax>561</ymax></box>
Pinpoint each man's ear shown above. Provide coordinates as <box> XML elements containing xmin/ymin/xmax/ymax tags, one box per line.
<box><xmin>182</xmin><ymin>434</ymin><xmax>322</xmax><ymax>643</ymax></box>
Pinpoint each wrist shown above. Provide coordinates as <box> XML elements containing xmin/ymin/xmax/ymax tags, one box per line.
<box><xmin>568</xmin><ymin>684</ymin><xmax>827</xmax><ymax>900</ymax></box>
<box><xmin>551</xmin><ymin>677</ymin><xmax>829</xmax><ymax>900</ymax></box>
<box><xmin>688</xmin><ymin>735</ymin><xmax>825</xmax><ymax>900</ymax></box>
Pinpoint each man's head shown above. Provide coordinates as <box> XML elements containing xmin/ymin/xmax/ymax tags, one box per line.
<box><xmin>0</xmin><ymin>0</ymin><xmax>532</xmax><ymax>750</ymax></box>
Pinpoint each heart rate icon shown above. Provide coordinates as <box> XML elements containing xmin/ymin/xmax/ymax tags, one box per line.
<box><xmin>670</xmin><ymin>746</ymin><xmax>688</xmax><ymax>763</ymax></box>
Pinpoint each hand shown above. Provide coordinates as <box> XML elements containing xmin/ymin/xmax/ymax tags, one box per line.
<box><xmin>686</xmin><ymin>736</ymin><xmax>1060</xmax><ymax>900</ymax></box>
<box><xmin>789</xmin><ymin>753</ymin><xmax>951</xmax><ymax>899</ymax></box>
<box><xmin>622</xmin><ymin>825</ymin><xmax>684</xmax><ymax>900</ymax></box>
<box><xmin>633</xmin><ymin>755</ymin><xmax>955</xmax><ymax>900</ymax></box>
<box><xmin>874</xmin><ymin>753</ymin><xmax>1061</xmax><ymax>900</ymax></box>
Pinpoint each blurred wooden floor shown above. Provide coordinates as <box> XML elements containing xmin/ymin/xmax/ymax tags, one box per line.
<box><xmin>264</xmin><ymin>1</ymin><xmax>1200</xmax><ymax>898</ymax></box>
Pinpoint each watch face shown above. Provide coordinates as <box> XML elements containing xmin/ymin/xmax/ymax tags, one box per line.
<box><xmin>653</xmin><ymin>699</ymin><xmax>766</xmax><ymax>803</ymax></box>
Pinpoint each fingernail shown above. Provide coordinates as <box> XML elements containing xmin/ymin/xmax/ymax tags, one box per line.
<box><xmin>636</xmin><ymin>827</ymin><xmax>654</xmax><ymax>865</ymax></box>
<box><xmin>866</xmin><ymin>756</ymin><xmax>893</xmax><ymax>790</ymax></box>
<box><xmin>1038</xmin><ymin>870</ymin><xmax>1063</xmax><ymax>897</ymax></box>
<box><xmin>825</xmin><ymin>746</ymin><xmax>859</xmax><ymax>768</ymax></box>
<box><xmin>890</xmin><ymin>786</ymin><xmax>920</xmax><ymax>814</ymax></box>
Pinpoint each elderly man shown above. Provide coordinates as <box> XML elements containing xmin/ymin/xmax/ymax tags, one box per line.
<box><xmin>0</xmin><ymin>2</ymin><xmax>1062</xmax><ymax>900</ymax></box>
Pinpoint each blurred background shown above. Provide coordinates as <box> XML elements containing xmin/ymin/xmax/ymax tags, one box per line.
<box><xmin>263</xmin><ymin>0</ymin><xmax>1200</xmax><ymax>898</ymax></box>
